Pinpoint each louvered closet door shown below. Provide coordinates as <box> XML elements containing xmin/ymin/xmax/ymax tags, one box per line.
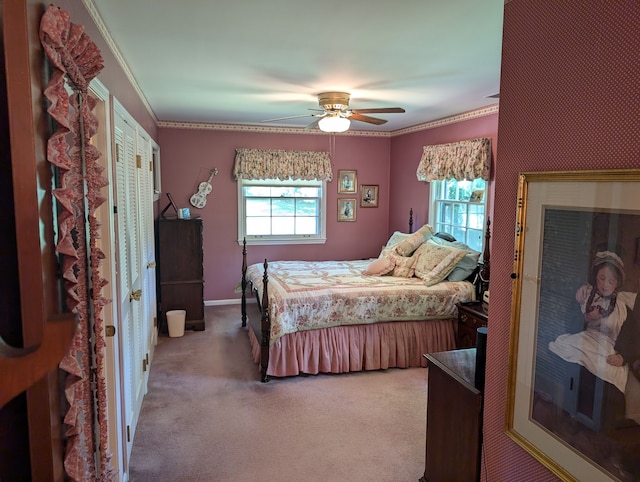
<box><xmin>137</xmin><ymin>130</ymin><xmax>157</xmax><ymax>388</ymax></box>
<box><xmin>113</xmin><ymin>110</ymin><xmax>145</xmax><ymax>461</ymax></box>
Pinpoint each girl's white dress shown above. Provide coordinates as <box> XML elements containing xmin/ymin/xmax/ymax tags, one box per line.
<box><xmin>549</xmin><ymin>287</ymin><xmax>636</xmax><ymax>393</ymax></box>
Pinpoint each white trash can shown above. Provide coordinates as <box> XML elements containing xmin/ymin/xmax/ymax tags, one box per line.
<box><xmin>166</xmin><ymin>309</ymin><xmax>186</xmax><ymax>337</ymax></box>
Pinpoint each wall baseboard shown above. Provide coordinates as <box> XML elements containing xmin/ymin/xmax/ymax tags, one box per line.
<box><xmin>204</xmin><ymin>298</ymin><xmax>256</xmax><ymax>306</ymax></box>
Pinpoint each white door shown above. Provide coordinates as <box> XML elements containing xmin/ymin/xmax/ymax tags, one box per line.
<box><xmin>136</xmin><ymin>129</ymin><xmax>157</xmax><ymax>388</ymax></box>
<box><xmin>113</xmin><ymin>104</ymin><xmax>146</xmax><ymax>464</ymax></box>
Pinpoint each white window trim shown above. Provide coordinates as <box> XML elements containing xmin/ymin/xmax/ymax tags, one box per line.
<box><xmin>237</xmin><ymin>180</ymin><xmax>327</xmax><ymax>246</ymax></box>
<box><xmin>428</xmin><ymin>179</ymin><xmax>488</xmax><ymax>252</ymax></box>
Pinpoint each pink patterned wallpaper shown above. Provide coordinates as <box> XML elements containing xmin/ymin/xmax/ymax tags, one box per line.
<box><xmin>484</xmin><ymin>1</ymin><xmax>639</xmax><ymax>480</ymax></box>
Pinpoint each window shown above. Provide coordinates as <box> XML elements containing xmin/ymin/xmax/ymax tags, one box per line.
<box><xmin>429</xmin><ymin>179</ymin><xmax>487</xmax><ymax>252</ymax></box>
<box><xmin>238</xmin><ymin>178</ymin><xmax>326</xmax><ymax>245</ymax></box>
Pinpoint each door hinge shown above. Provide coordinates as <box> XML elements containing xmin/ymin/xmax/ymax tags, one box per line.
<box><xmin>146</xmin><ymin>353</ymin><xmax>149</xmax><ymax>365</ymax></box>
<box><xmin>149</xmin><ymin>161</ymin><xmax>153</xmax><ymax>172</ymax></box>
<box><xmin>115</xmin><ymin>144</ymin><xmax>121</xmax><ymax>162</ymax></box>
<box><xmin>113</xmin><ymin>205</ymin><xmax>118</xmax><ymax>214</ymax></box>
<box><xmin>105</xmin><ymin>325</ymin><xmax>116</xmax><ymax>337</ymax></box>
<box><xmin>136</xmin><ymin>154</ymin><xmax>142</xmax><ymax>169</ymax></box>
<box><xmin>130</xmin><ymin>289</ymin><xmax>142</xmax><ymax>302</ymax></box>
<box><xmin>127</xmin><ymin>425</ymin><xmax>130</xmax><ymax>442</ymax></box>
<box><xmin>143</xmin><ymin>359</ymin><xmax>147</xmax><ymax>372</ymax></box>
<box><xmin>154</xmin><ymin>316</ymin><xmax>157</xmax><ymax>327</ymax></box>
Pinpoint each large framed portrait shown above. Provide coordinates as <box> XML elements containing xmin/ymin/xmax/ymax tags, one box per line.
<box><xmin>338</xmin><ymin>170</ymin><xmax>357</xmax><ymax>194</ymax></box>
<box><xmin>507</xmin><ymin>169</ymin><xmax>640</xmax><ymax>481</ymax></box>
<box><xmin>337</xmin><ymin>198</ymin><xmax>357</xmax><ymax>222</ymax></box>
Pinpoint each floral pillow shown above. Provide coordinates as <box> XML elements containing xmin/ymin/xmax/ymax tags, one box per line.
<box><xmin>394</xmin><ymin>224</ymin><xmax>435</xmax><ymax>257</ymax></box>
<box><xmin>363</xmin><ymin>257</ymin><xmax>395</xmax><ymax>276</ymax></box>
<box><xmin>413</xmin><ymin>239</ymin><xmax>468</xmax><ymax>286</ymax></box>
<box><xmin>384</xmin><ymin>231</ymin><xmax>412</xmax><ymax>249</ymax></box>
<box><xmin>428</xmin><ymin>236</ymin><xmax>481</xmax><ymax>281</ymax></box>
<box><xmin>380</xmin><ymin>246</ymin><xmax>418</xmax><ymax>277</ymax></box>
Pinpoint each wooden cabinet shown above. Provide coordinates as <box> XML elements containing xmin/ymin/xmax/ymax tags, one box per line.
<box><xmin>421</xmin><ymin>349</ymin><xmax>483</xmax><ymax>482</ymax></box>
<box><xmin>157</xmin><ymin>218</ymin><xmax>205</xmax><ymax>332</ymax></box>
<box><xmin>456</xmin><ymin>301</ymin><xmax>488</xmax><ymax>349</ymax></box>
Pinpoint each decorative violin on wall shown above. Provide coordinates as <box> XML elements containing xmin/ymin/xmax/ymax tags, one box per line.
<box><xmin>189</xmin><ymin>168</ymin><xmax>218</xmax><ymax>209</ymax></box>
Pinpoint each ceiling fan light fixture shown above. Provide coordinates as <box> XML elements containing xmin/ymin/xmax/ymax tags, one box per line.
<box><xmin>318</xmin><ymin>115</ymin><xmax>350</xmax><ymax>133</ymax></box>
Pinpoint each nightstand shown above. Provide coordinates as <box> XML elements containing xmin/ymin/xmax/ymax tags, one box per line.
<box><xmin>456</xmin><ymin>301</ymin><xmax>488</xmax><ymax>349</ymax></box>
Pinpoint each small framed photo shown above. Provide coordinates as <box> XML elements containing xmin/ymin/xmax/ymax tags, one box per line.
<box><xmin>338</xmin><ymin>170</ymin><xmax>357</xmax><ymax>194</ymax></box>
<box><xmin>337</xmin><ymin>198</ymin><xmax>357</xmax><ymax>222</ymax></box>
<box><xmin>360</xmin><ymin>185</ymin><xmax>379</xmax><ymax>208</ymax></box>
<box><xmin>470</xmin><ymin>189</ymin><xmax>485</xmax><ymax>202</ymax></box>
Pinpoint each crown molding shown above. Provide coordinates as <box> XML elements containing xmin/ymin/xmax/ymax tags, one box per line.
<box><xmin>390</xmin><ymin>104</ymin><xmax>499</xmax><ymax>136</ymax></box>
<box><xmin>158</xmin><ymin>104</ymin><xmax>499</xmax><ymax>137</ymax></box>
<box><xmin>155</xmin><ymin>121</ymin><xmax>392</xmax><ymax>137</ymax></box>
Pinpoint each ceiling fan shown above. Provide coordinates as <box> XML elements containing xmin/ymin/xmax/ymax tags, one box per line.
<box><xmin>261</xmin><ymin>92</ymin><xmax>405</xmax><ymax>132</ymax></box>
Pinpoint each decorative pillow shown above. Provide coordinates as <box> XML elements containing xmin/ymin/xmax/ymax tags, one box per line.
<box><xmin>413</xmin><ymin>240</ymin><xmax>468</xmax><ymax>286</ymax></box>
<box><xmin>394</xmin><ymin>224</ymin><xmax>435</xmax><ymax>257</ymax></box>
<box><xmin>380</xmin><ymin>246</ymin><xmax>418</xmax><ymax>277</ymax></box>
<box><xmin>381</xmin><ymin>231</ymin><xmax>412</xmax><ymax>256</ymax></box>
<box><xmin>428</xmin><ymin>236</ymin><xmax>481</xmax><ymax>281</ymax></box>
<box><xmin>448</xmin><ymin>249</ymin><xmax>481</xmax><ymax>281</ymax></box>
<box><xmin>363</xmin><ymin>257</ymin><xmax>395</xmax><ymax>276</ymax></box>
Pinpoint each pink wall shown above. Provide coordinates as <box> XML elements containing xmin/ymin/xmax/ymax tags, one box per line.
<box><xmin>60</xmin><ymin>1</ymin><xmax>157</xmax><ymax>139</ymax></box>
<box><xmin>390</xmin><ymin>114</ymin><xmax>499</xmax><ymax>233</ymax></box>
<box><xmin>157</xmin><ymin>128</ymin><xmax>392</xmax><ymax>300</ymax></box>
<box><xmin>483</xmin><ymin>1</ymin><xmax>640</xmax><ymax>480</ymax></box>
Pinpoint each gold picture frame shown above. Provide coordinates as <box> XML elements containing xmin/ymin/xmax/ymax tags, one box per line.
<box><xmin>337</xmin><ymin>198</ymin><xmax>357</xmax><ymax>222</ymax></box>
<box><xmin>360</xmin><ymin>185</ymin><xmax>379</xmax><ymax>208</ymax></box>
<box><xmin>338</xmin><ymin>170</ymin><xmax>357</xmax><ymax>194</ymax></box>
<box><xmin>506</xmin><ymin>169</ymin><xmax>640</xmax><ymax>481</ymax></box>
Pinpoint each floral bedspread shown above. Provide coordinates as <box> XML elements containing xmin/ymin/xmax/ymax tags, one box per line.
<box><xmin>245</xmin><ymin>259</ymin><xmax>475</xmax><ymax>345</ymax></box>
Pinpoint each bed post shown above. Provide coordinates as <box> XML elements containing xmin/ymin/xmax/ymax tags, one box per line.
<box><xmin>479</xmin><ymin>218</ymin><xmax>491</xmax><ymax>295</ymax></box>
<box><xmin>409</xmin><ymin>208</ymin><xmax>413</xmax><ymax>233</ymax></box>
<box><xmin>260</xmin><ymin>259</ymin><xmax>270</xmax><ymax>383</ymax></box>
<box><xmin>241</xmin><ymin>238</ymin><xmax>247</xmax><ymax>327</ymax></box>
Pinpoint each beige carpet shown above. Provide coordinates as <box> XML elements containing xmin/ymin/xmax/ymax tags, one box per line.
<box><xmin>129</xmin><ymin>305</ymin><xmax>429</xmax><ymax>482</ymax></box>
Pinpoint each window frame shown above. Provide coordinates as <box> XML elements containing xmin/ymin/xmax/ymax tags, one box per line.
<box><xmin>428</xmin><ymin>178</ymin><xmax>488</xmax><ymax>253</ymax></box>
<box><xmin>237</xmin><ymin>178</ymin><xmax>327</xmax><ymax>246</ymax></box>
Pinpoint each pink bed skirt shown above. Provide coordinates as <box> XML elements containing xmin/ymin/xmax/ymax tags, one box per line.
<box><xmin>247</xmin><ymin>319</ymin><xmax>457</xmax><ymax>377</ymax></box>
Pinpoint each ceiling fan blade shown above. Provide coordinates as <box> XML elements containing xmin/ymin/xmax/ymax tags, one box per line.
<box><xmin>349</xmin><ymin>113</ymin><xmax>388</xmax><ymax>125</ymax></box>
<box><xmin>304</xmin><ymin>117</ymin><xmax>322</xmax><ymax>130</ymax></box>
<box><xmin>351</xmin><ymin>107</ymin><xmax>405</xmax><ymax>114</ymax></box>
<box><xmin>261</xmin><ymin>114</ymin><xmax>313</xmax><ymax>123</ymax></box>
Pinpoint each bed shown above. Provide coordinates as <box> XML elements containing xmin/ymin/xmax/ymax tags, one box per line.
<box><xmin>240</xmin><ymin>217</ymin><xmax>490</xmax><ymax>382</ymax></box>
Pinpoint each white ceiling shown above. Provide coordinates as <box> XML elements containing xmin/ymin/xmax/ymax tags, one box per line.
<box><xmin>89</xmin><ymin>0</ymin><xmax>504</xmax><ymax>132</ymax></box>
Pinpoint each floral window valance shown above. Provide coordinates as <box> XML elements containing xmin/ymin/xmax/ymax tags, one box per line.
<box><xmin>233</xmin><ymin>148</ymin><xmax>333</xmax><ymax>181</ymax></box>
<box><xmin>416</xmin><ymin>137</ymin><xmax>491</xmax><ymax>181</ymax></box>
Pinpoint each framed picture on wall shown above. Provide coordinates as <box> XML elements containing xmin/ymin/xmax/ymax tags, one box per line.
<box><xmin>337</xmin><ymin>198</ymin><xmax>357</xmax><ymax>222</ymax></box>
<box><xmin>506</xmin><ymin>168</ymin><xmax>640</xmax><ymax>482</ymax></box>
<box><xmin>337</xmin><ymin>170</ymin><xmax>357</xmax><ymax>194</ymax></box>
<box><xmin>360</xmin><ymin>185</ymin><xmax>379</xmax><ymax>208</ymax></box>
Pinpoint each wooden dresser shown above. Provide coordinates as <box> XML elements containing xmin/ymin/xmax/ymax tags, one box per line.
<box><xmin>421</xmin><ymin>349</ymin><xmax>483</xmax><ymax>482</ymax></box>
<box><xmin>456</xmin><ymin>301</ymin><xmax>488</xmax><ymax>349</ymax></box>
<box><xmin>157</xmin><ymin>217</ymin><xmax>205</xmax><ymax>332</ymax></box>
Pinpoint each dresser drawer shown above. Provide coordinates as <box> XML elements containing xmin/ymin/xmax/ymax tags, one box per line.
<box><xmin>459</xmin><ymin>311</ymin><xmax>487</xmax><ymax>330</ymax></box>
<box><xmin>456</xmin><ymin>302</ymin><xmax>488</xmax><ymax>349</ymax></box>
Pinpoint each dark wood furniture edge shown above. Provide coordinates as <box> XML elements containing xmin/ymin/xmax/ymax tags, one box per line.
<box><xmin>424</xmin><ymin>349</ymin><xmax>480</xmax><ymax>394</ymax></box>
